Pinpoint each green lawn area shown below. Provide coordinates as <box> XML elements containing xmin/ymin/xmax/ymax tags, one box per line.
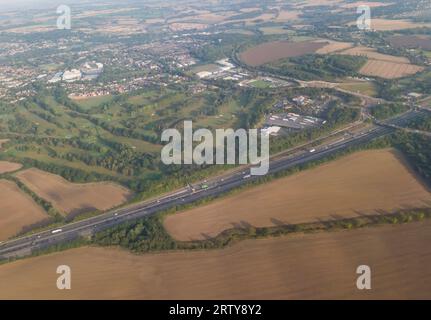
<box><xmin>249</xmin><ymin>79</ymin><xmax>272</xmax><ymax>89</ymax></box>
<box><xmin>338</xmin><ymin>81</ymin><xmax>377</xmax><ymax>97</ymax></box>
<box><xmin>74</xmin><ymin>95</ymin><xmax>113</xmax><ymax>109</ymax></box>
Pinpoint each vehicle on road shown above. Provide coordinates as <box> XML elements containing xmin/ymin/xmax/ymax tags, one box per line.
<box><xmin>51</xmin><ymin>229</ymin><xmax>63</xmax><ymax>234</ymax></box>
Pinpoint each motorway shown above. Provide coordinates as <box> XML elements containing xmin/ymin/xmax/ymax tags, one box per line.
<box><xmin>0</xmin><ymin>110</ymin><xmax>425</xmax><ymax>260</ymax></box>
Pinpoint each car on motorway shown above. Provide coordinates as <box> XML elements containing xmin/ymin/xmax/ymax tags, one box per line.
<box><xmin>51</xmin><ymin>229</ymin><xmax>63</xmax><ymax>234</ymax></box>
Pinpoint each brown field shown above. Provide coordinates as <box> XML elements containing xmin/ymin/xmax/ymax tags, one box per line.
<box><xmin>0</xmin><ymin>180</ymin><xmax>47</xmax><ymax>241</ymax></box>
<box><xmin>340</xmin><ymin>46</ymin><xmax>410</xmax><ymax>63</ymax></box>
<box><xmin>315</xmin><ymin>40</ymin><xmax>353</xmax><ymax>54</ymax></box>
<box><xmin>240</xmin><ymin>40</ymin><xmax>328</xmax><ymax>66</ymax></box>
<box><xmin>349</xmin><ymin>19</ymin><xmax>431</xmax><ymax>31</ymax></box>
<box><xmin>359</xmin><ymin>60</ymin><xmax>424</xmax><ymax>79</ymax></box>
<box><xmin>339</xmin><ymin>46</ymin><xmax>424</xmax><ymax>79</ymax></box>
<box><xmin>1</xmin><ymin>220</ymin><xmax>431</xmax><ymax>299</ymax></box>
<box><xmin>389</xmin><ymin>35</ymin><xmax>431</xmax><ymax>50</ymax></box>
<box><xmin>0</xmin><ymin>161</ymin><xmax>22</xmax><ymax>174</ymax></box>
<box><xmin>165</xmin><ymin>149</ymin><xmax>431</xmax><ymax>241</ymax></box>
<box><xmin>15</xmin><ymin>168</ymin><xmax>132</xmax><ymax>216</ymax></box>
<box><xmin>0</xmin><ymin>139</ymin><xmax>9</xmax><ymax>148</ymax></box>
<box><xmin>294</xmin><ymin>0</ymin><xmax>344</xmax><ymax>8</ymax></box>
<box><xmin>342</xmin><ymin>1</ymin><xmax>394</xmax><ymax>8</ymax></box>
<box><xmin>275</xmin><ymin>10</ymin><xmax>301</xmax><ymax>22</ymax></box>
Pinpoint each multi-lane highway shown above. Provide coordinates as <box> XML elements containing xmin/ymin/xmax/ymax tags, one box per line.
<box><xmin>0</xmin><ymin>110</ymin><xmax>425</xmax><ymax>260</ymax></box>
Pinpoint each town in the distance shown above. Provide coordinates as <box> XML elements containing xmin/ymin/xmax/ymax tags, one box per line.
<box><xmin>0</xmin><ymin>0</ymin><xmax>430</xmax><ymax>300</ymax></box>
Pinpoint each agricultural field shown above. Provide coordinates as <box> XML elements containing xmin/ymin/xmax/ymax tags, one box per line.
<box><xmin>339</xmin><ymin>46</ymin><xmax>425</xmax><ymax>79</ymax></box>
<box><xmin>1</xmin><ymin>220</ymin><xmax>430</xmax><ymax>299</ymax></box>
<box><xmin>389</xmin><ymin>35</ymin><xmax>431</xmax><ymax>50</ymax></box>
<box><xmin>359</xmin><ymin>60</ymin><xmax>424</xmax><ymax>79</ymax></box>
<box><xmin>341</xmin><ymin>1</ymin><xmax>394</xmax><ymax>8</ymax></box>
<box><xmin>354</xmin><ymin>19</ymin><xmax>431</xmax><ymax>31</ymax></box>
<box><xmin>0</xmin><ymin>161</ymin><xmax>22</xmax><ymax>174</ymax></box>
<box><xmin>164</xmin><ymin>149</ymin><xmax>431</xmax><ymax>241</ymax></box>
<box><xmin>340</xmin><ymin>46</ymin><xmax>410</xmax><ymax>64</ymax></box>
<box><xmin>315</xmin><ymin>40</ymin><xmax>353</xmax><ymax>54</ymax></box>
<box><xmin>15</xmin><ymin>169</ymin><xmax>132</xmax><ymax>216</ymax></box>
<box><xmin>0</xmin><ymin>180</ymin><xmax>47</xmax><ymax>241</ymax></box>
<box><xmin>239</xmin><ymin>40</ymin><xmax>328</xmax><ymax>66</ymax></box>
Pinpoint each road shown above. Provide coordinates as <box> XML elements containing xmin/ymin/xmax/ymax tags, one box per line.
<box><xmin>0</xmin><ymin>110</ymin><xmax>424</xmax><ymax>260</ymax></box>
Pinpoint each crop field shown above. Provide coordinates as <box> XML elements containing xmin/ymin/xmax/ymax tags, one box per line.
<box><xmin>359</xmin><ymin>60</ymin><xmax>424</xmax><ymax>79</ymax></box>
<box><xmin>15</xmin><ymin>169</ymin><xmax>132</xmax><ymax>216</ymax></box>
<box><xmin>389</xmin><ymin>35</ymin><xmax>431</xmax><ymax>50</ymax></box>
<box><xmin>240</xmin><ymin>40</ymin><xmax>328</xmax><ymax>66</ymax></box>
<box><xmin>341</xmin><ymin>1</ymin><xmax>394</xmax><ymax>8</ymax></box>
<box><xmin>0</xmin><ymin>161</ymin><xmax>22</xmax><ymax>174</ymax></box>
<box><xmin>164</xmin><ymin>149</ymin><xmax>431</xmax><ymax>241</ymax></box>
<box><xmin>349</xmin><ymin>19</ymin><xmax>431</xmax><ymax>31</ymax></box>
<box><xmin>315</xmin><ymin>40</ymin><xmax>353</xmax><ymax>54</ymax></box>
<box><xmin>1</xmin><ymin>220</ymin><xmax>430</xmax><ymax>299</ymax></box>
<box><xmin>339</xmin><ymin>46</ymin><xmax>425</xmax><ymax>79</ymax></box>
<box><xmin>0</xmin><ymin>180</ymin><xmax>47</xmax><ymax>241</ymax></box>
<box><xmin>340</xmin><ymin>46</ymin><xmax>410</xmax><ymax>63</ymax></box>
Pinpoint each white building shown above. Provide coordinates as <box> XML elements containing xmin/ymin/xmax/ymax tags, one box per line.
<box><xmin>62</xmin><ymin>69</ymin><xmax>82</xmax><ymax>82</ymax></box>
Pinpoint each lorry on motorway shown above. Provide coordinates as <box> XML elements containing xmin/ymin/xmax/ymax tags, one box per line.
<box><xmin>243</xmin><ymin>174</ymin><xmax>252</xmax><ymax>179</ymax></box>
<box><xmin>51</xmin><ymin>229</ymin><xmax>63</xmax><ymax>234</ymax></box>
<box><xmin>309</xmin><ymin>148</ymin><xmax>316</xmax><ymax>153</ymax></box>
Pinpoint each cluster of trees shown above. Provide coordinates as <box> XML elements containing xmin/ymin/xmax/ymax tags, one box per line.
<box><xmin>404</xmin><ymin>114</ymin><xmax>431</xmax><ymax>132</ymax></box>
<box><xmin>47</xmin><ymin>147</ymin><xmax>156</xmax><ymax>176</ymax></box>
<box><xmin>263</xmin><ymin>54</ymin><xmax>368</xmax><ymax>81</ymax></box>
<box><xmin>369</xmin><ymin>103</ymin><xmax>409</xmax><ymax>120</ymax></box>
<box><xmin>392</xmin><ymin>132</ymin><xmax>431</xmax><ymax>185</ymax></box>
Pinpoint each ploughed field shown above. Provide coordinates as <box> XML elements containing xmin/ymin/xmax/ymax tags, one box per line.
<box><xmin>0</xmin><ymin>161</ymin><xmax>22</xmax><ymax>174</ymax></box>
<box><xmin>164</xmin><ymin>149</ymin><xmax>431</xmax><ymax>241</ymax></box>
<box><xmin>15</xmin><ymin>168</ymin><xmax>132</xmax><ymax>216</ymax></box>
<box><xmin>0</xmin><ymin>220</ymin><xmax>430</xmax><ymax>299</ymax></box>
<box><xmin>389</xmin><ymin>35</ymin><xmax>431</xmax><ymax>50</ymax></box>
<box><xmin>0</xmin><ymin>180</ymin><xmax>47</xmax><ymax>241</ymax></box>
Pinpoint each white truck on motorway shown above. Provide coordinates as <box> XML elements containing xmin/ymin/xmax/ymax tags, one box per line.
<box><xmin>309</xmin><ymin>148</ymin><xmax>316</xmax><ymax>153</ymax></box>
<box><xmin>51</xmin><ymin>229</ymin><xmax>63</xmax><ymax>234</ymax></box>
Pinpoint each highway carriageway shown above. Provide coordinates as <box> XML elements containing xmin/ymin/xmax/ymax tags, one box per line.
<box><xmin>0</xmin><ymin>110</ymin><xmax>423</xmax><ymax>260</ymax></box>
